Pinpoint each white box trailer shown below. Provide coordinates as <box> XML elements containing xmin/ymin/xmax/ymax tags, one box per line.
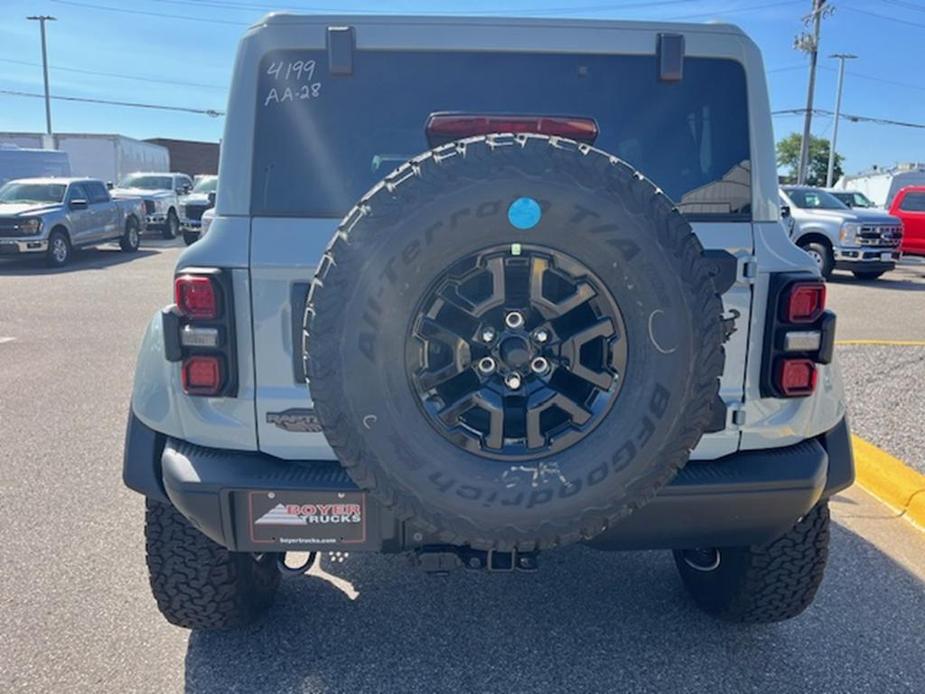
<box><xmin>0</xmin><ymin>144</ymin><xmax>71</xmax><ymax>185</ymax></box>
<box><xmin>0</xmin><ymin>132</ymin><xmax>169</xmax><ymax>185</ymax></box>
<box><xmin>835</xmin><ymin>163</ymin><xmax>925</xmax><ymax>208</ymax></box>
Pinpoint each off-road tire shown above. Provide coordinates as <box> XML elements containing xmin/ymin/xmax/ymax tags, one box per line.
<box><xmin>852</xmin><ymin>270</ymin><xmax>885</xmax><ymax>281</ymax></box>
<box><xmin>163</xmin><ymin>209</ymin><xmax>179</xmax><ymax>240</ymax></box>
<box><xmin>46</xmin><ymin>229</ymin><xmax>71</xmax><ymax>267</ymax></box>
<box><xmin>120</xmin><ymin>217</ymin><xmax>140</xmax><ymax>252</ymax></box>
<box><xmin>183</xmin><ymin>230</ymin><xmax>199</xmax><ymax>246</ymax></box>
<box><xmin>304</xmin><ymin>134</ymin><xmax>725</xmax><ymax>551</ymax></box>
<box><xmin>674</xmin><ymin>502</ymin><xmax>830</xmax><ymax>623</ymax></box>
<box><xmin>144</xmin><ymin>499</ymin><xmax>280</xmax><ymax>630</ymax></box>
<box><xmin>799</xmin><ymin>240</ymin><xmax>834</xmax><ymax>279</ymax></box>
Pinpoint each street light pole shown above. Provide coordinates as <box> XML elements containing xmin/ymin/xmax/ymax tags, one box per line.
<box><xmin>26</xmin><ymin>15</ymin><xmax>57</xmax><ymax>141</ymax></box>
<box><xmin>826</xmin><ymin>53</ymin><xmax>857</xmax><ymax>188</ymax></box>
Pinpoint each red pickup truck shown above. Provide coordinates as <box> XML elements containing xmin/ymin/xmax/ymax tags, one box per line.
<box><xmin>889</xmin><ymin>186</ymin><xmax>925</xmax><ymax>256</ymax></box>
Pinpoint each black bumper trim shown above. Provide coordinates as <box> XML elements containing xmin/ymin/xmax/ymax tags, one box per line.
<box><xmin>142</xmin><ymin>416</ymin><xmax>854</xmax><ymax>553</ymax></box>
<box><xmin>834</xmin><ymin>260</ymin><xmax>896</xmax><ymax>272</ymax></box>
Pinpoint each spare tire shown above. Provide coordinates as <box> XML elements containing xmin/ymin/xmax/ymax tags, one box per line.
<box><xmin>304</xmin><ymin>134</ymin><xmax>724</xmax><ymax>551</ymax></box>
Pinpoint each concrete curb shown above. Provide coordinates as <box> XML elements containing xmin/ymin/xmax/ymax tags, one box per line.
<box><xmin>836</xmin><ymin>340</ymin><xmax>925</xmax><ymax>347</ymax></box>
<box><xmin>853</xmin><ymin>435</ymin><xmax>925</xmax><ymax>530</ymax></box>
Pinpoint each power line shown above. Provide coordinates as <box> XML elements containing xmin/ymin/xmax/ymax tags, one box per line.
<box><xmin>877</xmin><ymin>0</ymin><xmax>925</xmax><ymax>14</ymax></box>
<box><xmin>772</xmin><ymin>107</ymin><xmax>925</xmax><ymax>129</ymax></box>
<box><xmin>49</xmin><ymin>0</ymin><xmax>808</xmax><ymax>25</ymax></box>
<box><xmin>840</xmin><ymin>5</ymin><xmax>925</xmax><ymax>28</ymax></box>
<box><xmin>670</xmin><ymin>0</ymin><xmax>804</xmax><ymax>20</ymax></box>
<box><xmin>0</xmin><ymin>88</ymin><xmax>224</xmax><ymax>117</ymax></box>
<box><xmin>0</xmin><ymin>57</ymin><xmax>228</xmax><ymax>91</ymax></box>
<box><xmin>157</xmin><ymin>0</ymin><xmax>705</xmax><ymax>15</ymax></box>
<box><xmin>48</xmin><ymin>0</ymin><xmax>249</xmax><ymax>25</ymax></box>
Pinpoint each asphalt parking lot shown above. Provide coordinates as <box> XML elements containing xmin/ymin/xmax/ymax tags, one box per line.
<box><xmin>1</xmin><ymin>245</ymin><xmax>923</xmax><ymax>693</ymax></box>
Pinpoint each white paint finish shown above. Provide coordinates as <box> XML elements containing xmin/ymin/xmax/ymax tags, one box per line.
<box><xmin>131</xmin><ymin>269</ymin><xmax>259</xmax><ymax>451</ymax></box>
<box><xmin>250</xmin><ymin>216</ymin><xmax>339</xmax><ymax>460</ymax></box>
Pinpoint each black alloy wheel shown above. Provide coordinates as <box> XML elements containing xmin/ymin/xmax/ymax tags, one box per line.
<box><xmin>407</xmin><ymin>244</ymin><xmax>627</xmax><ymax>461</ymax></box>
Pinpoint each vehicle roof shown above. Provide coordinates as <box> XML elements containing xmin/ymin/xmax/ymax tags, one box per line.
<box><xmin>124</xmin><ymin>172</ymin><xmax>185</xmax><ymax>176</ymax></box>
<box><xmin>3</xmin><ymin>177</ymin><xmax>98</xmax><ymax>185</ymax></box>
<box><xmin>897</xmin><ymin>185</ymin><xmax>925</xmax><ymax>192</ymax></box>
<box><xmin>780</xmin><ymin>185</ymin><xmax>823</xmax><ymax>191</ymax></box>
<box><xmin>250</xmin><ymin>13</ymin><xmax>747</xmax><ymax>36</ymax></box>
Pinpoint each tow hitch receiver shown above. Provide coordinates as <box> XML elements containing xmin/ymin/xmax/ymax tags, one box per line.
<box><xmin>412</xmin><ymin>546</ymin><xmax>539</xmax><ymax>574</ymax></box>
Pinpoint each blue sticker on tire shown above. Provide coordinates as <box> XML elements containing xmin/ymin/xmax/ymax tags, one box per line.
<box><xmin>508</xmin><ymin>197</ymin><xmax>542</xmax><ymax>230</ymax></box>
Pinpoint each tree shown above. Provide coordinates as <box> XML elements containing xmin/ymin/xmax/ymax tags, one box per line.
<box><xmin>776</xmin><ymin>133</ymin><xmax>844</xmax><ymax>186</ymax></box>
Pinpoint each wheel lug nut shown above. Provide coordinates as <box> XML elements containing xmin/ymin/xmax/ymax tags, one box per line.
<box><xmin>530</xmin><ymin>357</ymin><xmax>549</xmax><ymax>374</ymax></box>
<box><xmin>534</xmin><ymin>329</ymin><xmax>549</xmax><ymax>344</ymax></box>
<box><xmin>504</xmin><ymin>311</ymin><xmax>525</xmax><ymax>329</ymax></box>
<box><xmin>505</xmin><ymin>373</ymin><xmax>522</xmax><ymax>390</ymax></box>
<box><xmin>477</xmin><ymin>357</ymin><xmax>496</xmax><ymax>375</ymax></box>
<box><xmin>480</xmin><ymin>327</ymin><xmax>496</xmax><ymax>342</ymax></box>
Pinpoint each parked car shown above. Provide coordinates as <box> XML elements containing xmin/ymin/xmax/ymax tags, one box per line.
<box><xmin>0</xmin><ymin>177</ymin><xmax>144</xmax><ymax>267</ymax></box>
<box><xmin>835</xmin><ymin>162</ymin><xmax>925</xmax><ymax>208</ymax></box>
<box><xmin>111</xmin><ymin>172</ymin><xmax>192</xmax><ymax>239</ymax></box>
<box><xmin>124</xmin><ymin>13</ymin><xmax>853</xmax><ymax>630</ymax></box>
<box><xmin>178</xmin><ymin>175</ymin><xmax>217</xmax><ymax>245</ymax></box>
<box><xmin>780</xmin><ymin>185</ymin><xmax>902</xmax><ymax>280</ymax></box>
<box><xmin>0</xmin><ymin>144</ymin><xmax>71</xmax><ymax>186</ymax></box>
<box><xmin>199</xmin><ymin>207</ymin><xmax>215</xmax><ymax>239</ymax></box>
<box><xmin>888</xmin><ymin>185</ymin><xmax>925</xmax><ymax>256</ymax></box>
<box><xmin>825</xmin><ymin>188</ymin><xmax>879</xmax><ymax>210</ymax></box>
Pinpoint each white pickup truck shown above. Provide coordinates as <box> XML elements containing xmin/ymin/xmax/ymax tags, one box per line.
<box><xmin>111</xmin><ymin>172</ymin><xmax>193</xmax><ymax>240</ymax></box>
<box><xmin>0</xmin><ymin>177</ymin><xmax>145</xmax><ymax>267</ymax></box>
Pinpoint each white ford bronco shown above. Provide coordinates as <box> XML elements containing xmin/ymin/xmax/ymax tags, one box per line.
<box><xmin>123</xmin><ymin>14</ymin><xmax>853</xmax><ymax>630</ymax></box>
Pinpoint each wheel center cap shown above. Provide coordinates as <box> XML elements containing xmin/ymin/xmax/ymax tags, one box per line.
<box><xmin>499</xmin><ymin>335</ymin><xmax>531</xmax><ymax>368</ymax></box>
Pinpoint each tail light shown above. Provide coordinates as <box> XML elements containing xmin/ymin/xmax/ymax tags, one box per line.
<box><xmin>762</xmin><ymin>275</ymin><xmax>835</xmax><ymax>399</ymax></box>
<box><xmin>163</xmin><ymin>268</ymin><xmax>237</xmax><ymax>397</ymax></box>
<box><xmin>783</xmin><ymin>282</ymin><xmax>826</xmax><ymax>323</ymax></box>
<box><xmin>175</xmin><ymin>274</ymin><xmax>218</xmax><ymax>319</ymax></box>
<box><xmin>182</xmin><ymin>356</ymin><xmax>224</xmax><ymax>396</ymax></box>
<box><xmin>776</xmin><ymin>358</ymin><xmax>817</xmax><ymax>397</ymax></box>
<box><xmin>425</xmin><ymin>113</ymin><xmax>599</xmax><ymax>147</ymax></box>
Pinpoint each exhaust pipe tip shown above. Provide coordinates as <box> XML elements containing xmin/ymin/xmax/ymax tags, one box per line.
<box><xmin>276</xmin><ymin>551</ymin><xmax>317</xmax><ymax>576</ymax></box>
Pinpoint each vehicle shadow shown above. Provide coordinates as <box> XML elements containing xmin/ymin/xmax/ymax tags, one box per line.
<box><xmin>184</xmin><ymin>507</ymin><xmax>925</xmax><ymax>693</ymax></box>
<box><xmin>829</xmin><ymin>272</ymin><xmax>925</xmax><ymax>291</ymax></box>
<box><xmin>0</xmin><ymin>245</ymin><xmax>161</xmax><ymax>275</ymax></box>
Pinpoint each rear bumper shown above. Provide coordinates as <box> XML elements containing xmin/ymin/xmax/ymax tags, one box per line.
<box><xmin>124</xmin><ymin>414</ymin><xmax>854</xmax><ymax>553</ymax></box>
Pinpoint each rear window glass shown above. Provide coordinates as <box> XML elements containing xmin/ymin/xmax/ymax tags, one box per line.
<box><xmin>252</xmin><ymin>50</ymin><xmax>751</xmax><ymax>219</ymax></box>
<box><xmin>899</xmin><ymin>192</ymin><xmax>925</xmax><ymax>211</ymax></box>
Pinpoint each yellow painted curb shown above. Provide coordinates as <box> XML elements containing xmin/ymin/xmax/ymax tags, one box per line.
<box><xmin>852</xmin><ymin>435</ymin><xmax>925</xmax><ymax>530</ymax></box>
<box><xmin>835</xmin><ymin>340</ymin><xmax>925</xmax><ymax>346</ymax></box>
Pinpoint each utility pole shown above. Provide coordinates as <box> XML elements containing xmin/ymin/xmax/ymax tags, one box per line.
<box><xmin>26</xmin><ymin>15</ymin><xmax>56</xmax><ymax>143</ymax></box>
<box><xmin>794</xmin><ymin>0</ymin><xmax>832</xmax><ymax>185</ymax></box>
<box><xmin>826</xmin><ymin>53</ymin><xmax>857</xmax><ymax>188</ymax></box>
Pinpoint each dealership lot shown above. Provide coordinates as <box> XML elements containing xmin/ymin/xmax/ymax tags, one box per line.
<box><xmin>0</xmin><ymin>246</ymin><xmax>923</xmax><ymax>693</ymax></box>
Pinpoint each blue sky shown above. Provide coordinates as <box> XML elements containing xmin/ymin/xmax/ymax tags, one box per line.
<box><xmin>1</xmin><ymin>0</ymin><xmax>924</xmax><ymax>175</ymax></box>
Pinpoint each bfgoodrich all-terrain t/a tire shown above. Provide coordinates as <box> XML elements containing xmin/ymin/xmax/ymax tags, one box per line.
<box><xmin>145</xmin><ymin>500</ymin><xmax>280</xmax><ymax>630</ymax></box>
<box><xmin>304</xmin><ymin>134</ymin><xmax>725</xmax><ymax>552</ymax></box>
<box><xmin>674</xmin><ymin>502</ymin><xmax>831</xmax><ymax>623</ymax></box>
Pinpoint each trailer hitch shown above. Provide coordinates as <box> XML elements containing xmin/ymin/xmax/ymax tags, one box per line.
<box><xmin>412</xmin><ymin>546</ymin><xmax>539</xmax><ymax>574</ymax></box>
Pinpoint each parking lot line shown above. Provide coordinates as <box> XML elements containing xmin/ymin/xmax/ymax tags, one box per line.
<box><xmin>853</xmin><ymin>434</ymin><xmax>925</xmax><ymax>530</ymax></box>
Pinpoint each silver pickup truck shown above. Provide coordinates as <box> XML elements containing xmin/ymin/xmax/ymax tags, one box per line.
<box><xmin>112</xmin><ymin>172</ymin><xmax>193</xmax><ymax>240</ymax></box>
<box><xmin>781</xmin><ymin>185</ymin><xmax>903</xmax><ymax>280</ymax></box>
<box><xmin>0</xmin><ymin>177</ymin><xmax>145</xmax><ymax>267</ymax></box>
